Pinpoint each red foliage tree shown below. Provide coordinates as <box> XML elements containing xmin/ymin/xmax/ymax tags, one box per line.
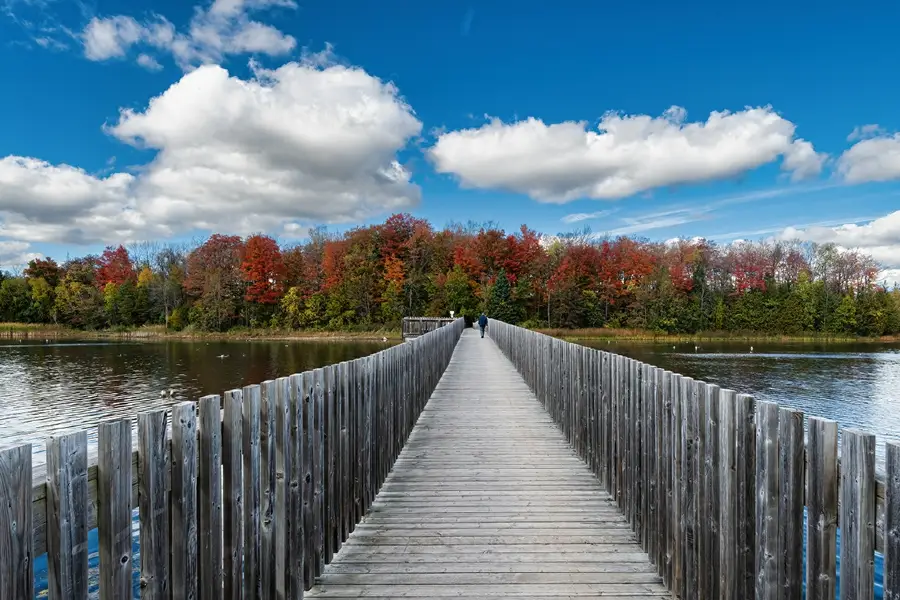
<box><xmin>96</xmin><ymin>245</ymin><xmax>136</xmax><ymax>287</ymax></box>
<box><xmin>24</xmin><ymin>257</ymin><xmax>62</xmax><ymax>287</ymax></box>
<box><xmin>184</xmin><ymin>234</ymin><xmax>244</xmax><ymax>297</ymax></box>
<box><xmin>241</xmin><ymin>235</ymin><xmax>286</xmax><ymax>304</ymax></box>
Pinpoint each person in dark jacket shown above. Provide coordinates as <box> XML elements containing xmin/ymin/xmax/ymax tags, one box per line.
<box><xmin>478</xmin><ymin>313</ymin><xmax>488</xmax><ymax>338</ymax></box>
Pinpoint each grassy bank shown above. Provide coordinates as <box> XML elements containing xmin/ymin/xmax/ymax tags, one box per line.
<box><xmin>0</xmin><ymin>323</ymin><xmax>402</xmax><ymax>342</ymax></box>
<box><xmin>534</xmin><ymin>327</ymin><xmax>900</xmax><ymax>343</ymax></box>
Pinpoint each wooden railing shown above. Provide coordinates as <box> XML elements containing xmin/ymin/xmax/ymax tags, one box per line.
<box><xmin>0</xmin><ymin>318</ymin><xmax>465</xmax><ymax>599</ymax></box>
<box><xmin>401</xmin><ymin>317</ymin><xmax>455</xmax><ymax>340</ymax></box>
<box><xmin>489</xmin><ymin>320</ymin><xmax>900</xmax><ymax>600</ymax></box>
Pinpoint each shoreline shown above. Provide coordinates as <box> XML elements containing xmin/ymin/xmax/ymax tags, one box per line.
<box><xmin>0</xmin><ymin>324</ymin><xmax>401</xmax><ymax>343</ymax></box>
<box><xmin>534</xmin><ymin>327</ymin><xmax>900</xmax><ymax>343</ymax></box>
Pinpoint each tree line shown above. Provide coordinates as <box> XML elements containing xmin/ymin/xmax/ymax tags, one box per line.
<box><xmin>1</xmin><ymin>213</ymin><xmax>898</xmax><ymax>336</ymax></box>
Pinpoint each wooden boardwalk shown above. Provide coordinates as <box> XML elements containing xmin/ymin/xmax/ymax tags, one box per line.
<box><xmin>307</xmin><ymin>329</ymin><xmax>668</xmax><ymax>598</ymax></box>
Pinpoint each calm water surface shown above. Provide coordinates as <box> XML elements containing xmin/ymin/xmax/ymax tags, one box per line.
<box><xmin>0</xmin><ymin>338</ymin><xmax>392</xmax><ymax>465</ymax></box>
<box><xmin>580</xmin><ymin>339</ymin><xmax>900</xmax><ymax>467</ymax></box>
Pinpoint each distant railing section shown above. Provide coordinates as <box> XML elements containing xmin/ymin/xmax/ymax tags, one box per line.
<box><xmin>401</xmin><ymin>317</ymin><xmax>456</xmax><ymax>340</ymax></box>
<box><xmin>0</xmin><ymin>318</ymin><xmax>466</xmax><ymax>599</ymax></box>
<box><xmin>489</xmin><ymin>320</ymin><xmax>900</xmax><ymax>600</ymax></box>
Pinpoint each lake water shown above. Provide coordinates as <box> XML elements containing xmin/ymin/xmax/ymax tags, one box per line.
<box><xmin>0</xmin><ymin>338</ymin><xmax>392</xmax><ymax>466</ymax></box>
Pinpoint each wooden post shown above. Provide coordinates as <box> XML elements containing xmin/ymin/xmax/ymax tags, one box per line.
<box><xmin>46</xmin><ymin>431</ymin><xmax>89</xmax><ymax>600</ymax></box>
<box><xmin>840</xmin><ymin>429</ymin><xmax>876</xmax><ymax>600</ymax></box>
<box><xmin>778</xmin><ymin>407</ymin><xmax>804</xmax><ymax>600</ymax></box>
<box><xmin>223</xmin><ymin>389</ymin><xmax>243</xmax><ymax>600</ymax></box>
<box><xmin>97</xmin><ymin>418</ymin><xmax>132</xmax><ymax>600</ymax></box>
<box><xmin>735</xmin><ymin>393</ymin><xmax>756</xmax><ymax>599</ymax></box>
<box><xmin>681</xmin><ymin>378</ymin><xmax>699</xmax><ymax>600</ymax></box>
<box><xmin>700</xmin><ymin>384</ymin><xmax>720</xmax><ymax>600</ymax></box>
<box><xmin>260</xmin><ymin>380</ymin><xmax>278</xmax><ymax>600</ymax></box>
<box><xmin>886</xmin><ymin>442</ymin><xmax>900</xmax><ymax>600</ymax></box>
<box><xmin>718</xmin><ymin>389</ymin><xmax>737</xmax><ymax>600</ymax></box>
<box><xmin>806</xmin><ymin>417</ymin><xmax>838</xmax><ymax>600</ymax></box>
<box><xmin>198</xmin><ymin>395</ymin><xmax>224</xmax><ymax>600</ymax></box>
<box><xmin>755</xmin><ymin>400</ymin><xmax>779</xmax><ymax>600</ymax></box>
<box><xmin>243</xmin><ymin>384</ymin><xmax>263</xmax><ymax>599</ymax></box>
<box><xmin>138</xmin><ymin>410</ymin><xmax>169</xmax><ymax>600</ymax></box>
<box><xmin>171</xmin><ymin>402</ymin><xmax>198</xmax><ymax>600</ymax></box>
<box><xmin>0</xmin><ymin>444</ymin><xmax>32</xmax><ymax>600</ymax></box>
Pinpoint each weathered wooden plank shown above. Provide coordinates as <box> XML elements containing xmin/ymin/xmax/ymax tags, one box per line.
<box><xmin>806</xmin><ymin>417</ymin><xmax>838</xmax><ymax>600</ymax></box>
<box><xmin>660</xmin><ymin>370</ymin><xmax>673</xmax><ymax>588</ymax></box>
<box><xmin>223</xmin><ymin>388</ymin><xmax>244</xmax><ymax>600</ymax></box>
<box><xmin>681</xmin><ymin>378</ymin><xmax>699</xmax><ymax>600</ymax></box>
<box><xmin>171</xmin><ymin>402</ymin><xmax>198</xmax><ymax>600</ymax></box>
<box><xmin>46</xmin><ymin>431</ymin><xmax>89</xmax><ymax>600</ymax></box>
<box><xmin>313</xmin><ymin>367</ymin><xmax>326</xmax><ymax>577</ymax></box>
<box><xmin>97</xmin><ymin>418</ymin><xmax>132</xmax><ymax>600</ymax></box>
<box><xmin>671</xmin><ymin>373</ymin><xmax>684</xmax><ymax>599</ymax></box>
<box><xmin>887</xmin><ymin>442</ymin><xmax>900</xmax><ymax>600</ymax></box>
<box><xmin>778</xmin><ymin>407</ymin><xmax>804</xmax><ymax>600</ymax></box>
<box><xmin>755</xmin><ymin>400</ymin><xmax>779</xmax><ymax>600</ymax></box>
<box><xmin>718</xmin><ymin>389</ymin><xmax>737</xmax><ymax>600</ymax></box>
<box><xmin>243</xmin><ymin>384</ymin><xmax>263</xmax><ymax>599</ymax></box>
<box><xmin>137</xmin><ymin>410</ymin><xmax>169</xmax><ymax>600</ymax></box>
<box><xmin>0</xmin><ymin>444</ymin><xmax>32</xmax><ymax>600</ymax></box>
<box><xmin>735</xmin><ymin>393</ymin><xmax>756</xmax><ymax>600</ymax></box>
<box><xmin>260</xmin><ymin>380</ymin><xmax>277</xmax><ymax>600</ymax></box>
<box><xmin>199</xmin><ymin>394</ymin><xmax>224</xmax><ymax>600</ymax></box>
<box><xmin>700</xmin><ymin>384</ymin><xmax>720</xmax><ymax>600</ymax></box>
<box><xmin>840</xmin><ymin>429</ymin><xmax>876</xmax><ymax>600</ymax></box>
<box><xmin>325</xmin><ymin>365</ymin><xmax>337</xmax><ymax>565</ymax></box>
<box><xmin>339</xmin><ymin>362</ymin><xmax>351</xmax><ymax>545</ymax></box>
<box><xmin>302</xmin><ymin>370</ymin><xmax>317</xmax><ymax>589</ymax></box>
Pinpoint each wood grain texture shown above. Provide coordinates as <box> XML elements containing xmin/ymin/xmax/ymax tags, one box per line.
<box><xmin>198</xmin><ymin>395</ymin><xmax>224</xmax><ymax>600</ymax></box>
<box><xmin>171</xmin><ymin>402</ymin><xmax>198</xmax><ymax>600</ymax></box>
<box><xmin>886</xmin><ymin>442</ymin><xmax>900</xmax><ymax>600</ymax></box>
<box><xmin>806</xmin><ymin>417</ymin><xmax>838</xmax><ymax>600</ymax></box>
<box><xmin>0</xmin><ymin>444</ymin><xmax>32</xmax><ymax>600</ymax></box>
<box><xmin>137</xmin><ymin>409</ymin><xmax>169</xmax><ymax>600</ymax></box>
<box><xmin>840</xmin><ymin>429</ymin><xmax>876</xmax><ymax>600</ymax></box>
<box><xmin>223</xmin><ymin>389</ymin><xmax>244</xmax><ymax>600</ymax></box>
<box><xmin>46</xmin><ymin>431</ymin><xmax>89</xmax><ymax>600</ymax></box>
<box><xmin>97</xmin><ymin>418</ymin><xmax>132</xmax><ymax>600</ymax></box>
<box><xmin>243</xmin><ymin>384</ymin><xmax>263</xmax><ymax>599</ymax></box>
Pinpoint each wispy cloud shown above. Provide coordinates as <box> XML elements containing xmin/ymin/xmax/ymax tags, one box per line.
<box><xmin>706</xmin><ymin>215</ymin><xmax>880</xmax><ymax>242</ymax></box>
<box><xmin>561</xmin><ymin>209</ymin><xmax>615</xmax><ymax>224</ymax></box>
<box><xmin>461</xmin><ymin>7</ymin><xmax>474</xmax><ymax>36</ymax></box>
<box><xmin>594</xmin><ymin>184</ymin><xmax>837</xmax><ymax>238</ymax></box>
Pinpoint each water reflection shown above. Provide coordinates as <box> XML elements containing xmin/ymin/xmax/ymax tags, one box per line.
<box><xmin>581</xmin><ymin>340</ymin><xmax>900</xmax><ymax>469</ymax></box>
<box><xmin>0</xmin><ymin>338</ymin><xmax>392</xmax><ymax>464</ymax></box>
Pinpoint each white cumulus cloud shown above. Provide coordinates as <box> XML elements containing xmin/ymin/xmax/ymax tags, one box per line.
<box><xmin>0</xmin><ymin>241</ymin><xmax>42</xmax><ymax>270</ymax></box>
<box><xmin>81</xmin><ymin>0</ymin><xmax>296</xmax><ymax>71</ymax></box>
<box><xmin>428</xmin><ymin>105</ymin><xmax>826</xmax><ymax>203</ymax></box>
<box><xmin>781</xmin><ymin>211</ymin><xmax>900</xmax><ymax>281</ymax></box>
<box><xmin>0</xmin><ymin>58</ymin><xmax>422</xmax><ymax>246</ymax></box>
<box><xmin>837</xmin><ymin>127</ymin><xmax>900</xmax><ymax>184</ymax></box>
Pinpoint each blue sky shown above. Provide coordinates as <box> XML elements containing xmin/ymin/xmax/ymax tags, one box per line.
<box><xmin>1</xmin><ymin>0</ymin><xmax>899</xmax><ymax>281</ymax></box>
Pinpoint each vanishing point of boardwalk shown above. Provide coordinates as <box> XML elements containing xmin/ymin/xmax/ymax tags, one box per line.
<box><xmin>308</xmin><ymin>329</ymin><xmax>668</xmax><ymax>598</ymax></box>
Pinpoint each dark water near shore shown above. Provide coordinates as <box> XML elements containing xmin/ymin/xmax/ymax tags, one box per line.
<box><xmin>0</xmin><ymin>338</ymin><xmax>393</xmax><ymax>464</ymax></box>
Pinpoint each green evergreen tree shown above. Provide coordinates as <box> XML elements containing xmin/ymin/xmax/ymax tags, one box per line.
<box><xmin>486</xmin><ymin>271</ymin><xmax>523</xmax><ymax>324</ymax></box>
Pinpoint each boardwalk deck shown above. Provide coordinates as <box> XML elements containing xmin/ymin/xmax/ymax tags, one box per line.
<box><xmin>307</xmin><ymin>329</ymin><xmax>668</xmax><ymax>598</ymax></box>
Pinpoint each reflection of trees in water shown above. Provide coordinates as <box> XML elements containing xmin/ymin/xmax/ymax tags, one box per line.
<box><xmin>0</xmin><ymin>340</ymin><xmax>388</xmax><ymax>460</ymax></box>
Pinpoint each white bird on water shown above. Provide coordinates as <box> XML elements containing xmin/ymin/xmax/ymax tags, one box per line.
<box><xmin>750</xmin><ymin>346</ymin><xmax>754</xmax><ymax>353</ymax></box>
<box><xmin>382</xmin><ymin>337</ymin><xmax>388</xmax><ymax>342</ymax></box>
<box><xmin>217</xmin><ymin>354</ymin><xmax>228</xmax><ymax>359</ymax></box>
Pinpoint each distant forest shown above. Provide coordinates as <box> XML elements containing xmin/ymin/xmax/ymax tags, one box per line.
<box><xmin>1</xmin><ymin>214</ymin><xmax>898</xmax><ymax>336</ymax></box>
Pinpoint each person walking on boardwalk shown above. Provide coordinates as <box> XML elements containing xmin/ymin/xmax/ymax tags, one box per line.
<box><xmin>478</xmin><ymin>312</ymin><xmax>488</xmax><ymax>338</ymax></box>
